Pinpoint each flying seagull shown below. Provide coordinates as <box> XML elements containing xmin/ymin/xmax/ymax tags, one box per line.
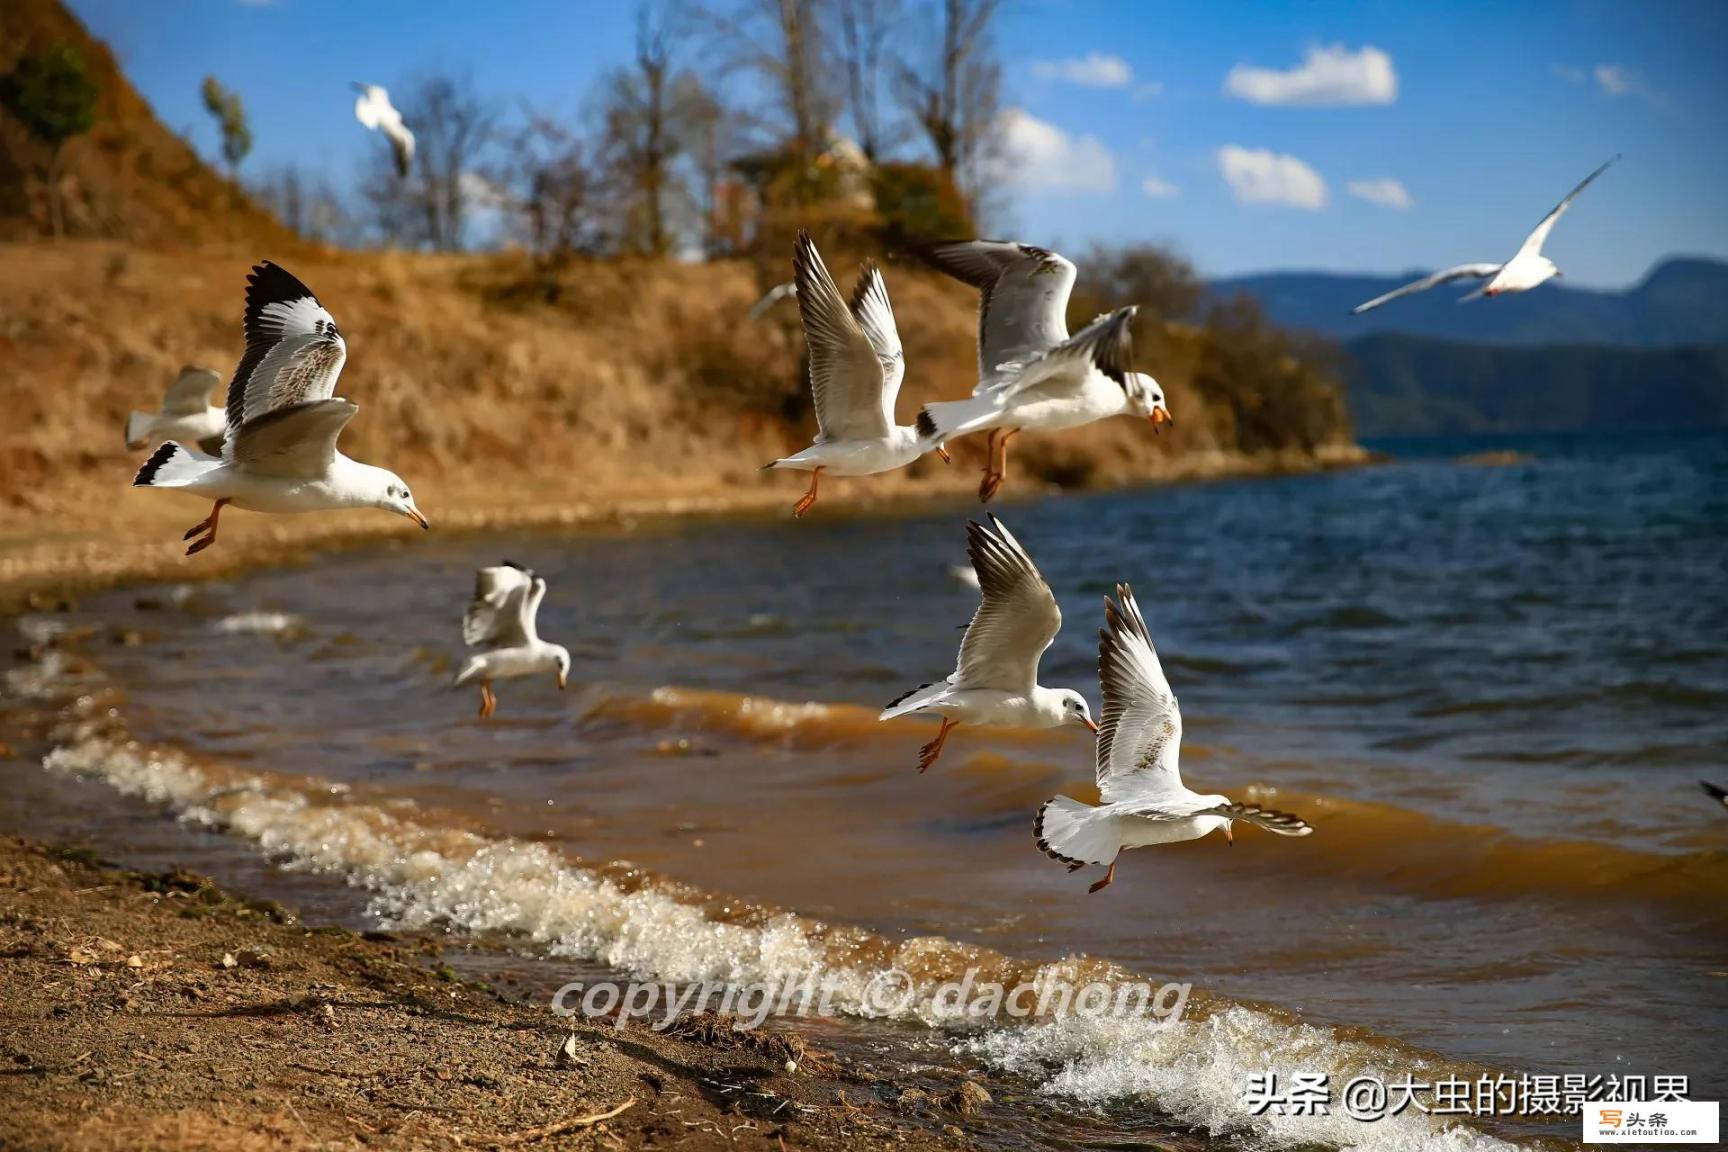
<box><xmin>912</xmin><ymin>241</ymin><xmax>1170</xmax><ymax>502</ymax></box>
<box><xmin>132</xmin><ymin>261</ymin><xmax>428</xmax><ymax>554</ymax></box>
<box><xmin>1036</xmin><ymin>585</ymin><xmax>1312</xmax><ymax>893</ymax></box>
<box><xmin>880</xmin><ymin>515</ymin><xmax>1095</xmax><ymax>773</ymax></box>
<box><xmin>454</xmin><ymin>562</ymin><xmax>570</xmax><ymax>718</ymax></box>
<box><xmin>745</xmin><ymin>281</ymin><xmax>797</xmax><ymax>321</ymax></box>
<box><xmin>1351</xmin><ymin>156</ymin><xmax>1621</xmax><ymax>314</ymax></box>
<box><xmin>353</xmin><ymin>83</ymin><xmax>415</xmax><ymax>179</ymax></box>
<box><xmin>1702</xmin><ymin>780</ymin><xmax>1728</xmax><ymax>814</ymax></box>
<box><xmin>764</xmin><ymin>230</ymin><xmax>948</xmax><ymax>517</ymax></box>
<box><xmin>125</xmin><ymin>365</ymin><xmax>227</xmax><ymax>455</ymax></box>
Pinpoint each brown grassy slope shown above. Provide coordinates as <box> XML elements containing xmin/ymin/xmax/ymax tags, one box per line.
<box><xmin>0</xmin><ymin>241</ymin><xmax>1362</xmax><ymax>603</ymax></box>
<box><xmin>0</xmin><ymin>0</ymin><xmax>288</xmax><ymax>245</ymax></box>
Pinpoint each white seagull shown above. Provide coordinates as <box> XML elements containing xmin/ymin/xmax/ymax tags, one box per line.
<box><xmin>131</xmin><ymin>261</ymin><xmax>429</xmax><ymax>555</ymax></box>
<box><xmin>913</xmin><ymin>241</ymin><xmax>1170</xmax><ymax>502</ymax></box>
<box><xmin>1351</xmin><ymin>156</ymin><xmax>1620</xmax><ymax>314</ymax></box>
<box><xmin>353</xmin><ymin>83</ymin><xmax>415</xmax><ymax>179</ymax></box>
<box><xmin>745</xmin><ymin>281</ymin><xmax>797</xmax><ymax>321</ymax></box>
<box><xmin>454</xmin><ymin>562</ymin><xmax>570</xmax><ymax>718</ymax></box>
<box><xmin>880</xmin><ymin>515</ymin><xmax>1095</xmax><ymax>773</ymax></box>
<box><xmin>1036</xmin><ymin>585</ymin><xmax>1312</xmax><ymax>893</ymax></box>
<box><xmin>764</xmin><ymin>230</ymin><xmax>948</xmax><ymax>517</ymax></box>
<box><xmin>125</xmin><ymin>365</ymin><xmax>227</xmax><ymax>455</ymax></box>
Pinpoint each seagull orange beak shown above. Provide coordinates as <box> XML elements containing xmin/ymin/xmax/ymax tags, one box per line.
<box><xmin>1149</xmin><ymin>406</ymin><xmax>1172</xmax><ymax>434</ymax></box>
<box><xmin>936</xmin><ymin>444</ymin><xmax>952</xmax><ymax>464</ymax></box>
<box><xmin>1082</xmin><ymin>717</ymin><xmax>1099</xmax><ymax>733</ymax></box>
<box><xmin>404</xmin><ymin>508</ymin><xmax>430</xmax><ymax>530</ymax></box>
<box><xmin>557</xmin><ymin>671</ymin><xmax>567</xmax><ymax>690</ymax></box>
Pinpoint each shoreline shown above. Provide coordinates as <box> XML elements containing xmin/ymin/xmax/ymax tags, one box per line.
<box><xmin>1</xmin><ymin>443</ymin><xmax>1371</xmax><ymax>614</ymax></box>
<box><xmin>0</xmin><ymin>835</ymin><xmax>1002</xmax><ymax>1152</ymax></box>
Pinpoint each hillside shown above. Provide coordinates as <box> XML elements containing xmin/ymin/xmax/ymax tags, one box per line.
<box><xmin>1212</xmin><ymin>257</ymin><xmax>1728</xmax><ymax>348</ymax></box>
<box><xmin>0</xmin><ymin>0</ymin><xmax>286</xmax><ymax>244</ymax></box>
<box><xmin>1342</xmin><ymin>333</ymin><xmax>1728</xmax><ymax>436</ymax></box>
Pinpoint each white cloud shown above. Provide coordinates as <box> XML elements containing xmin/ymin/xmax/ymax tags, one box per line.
<box><xmin>1593</xmin><ymin>63</ymin><xmax>1670</xmax><ymax>107</ymax></box>
<box><xmin>1224</xmin><ymin>44</ymin><xmax>1397</xmax><ymax>106</ymax></box>
<box><xmin>994</xmin><ymin>108</ymin><xmax>1116</xmax><ymax>194</ymax></box>
<box><xmin>1140</xmin><ymin>175</ymin><xmax>1180</xmax><ymax>199</ymax></box>
<box><xmin>1031</xmin><ymin>52</ymin><xmax>1133</xmax><ymax>89</ymax></box>
<box><xmin>1217</xmin><ymin>146</ymin><xmax>1327</xmax><ymax>209</ymax></box>
<box><xmin>1346</xmin><ymin>177</ymin><xmax>1412</xmax><ymax>210</ymax></box>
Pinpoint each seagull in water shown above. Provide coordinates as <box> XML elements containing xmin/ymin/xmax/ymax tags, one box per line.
<box><xmin>131</xmin><ymin>261</ymin><xmax>429</xmax><ymax>555</ymax></box>
<box><xmin>1036</xmin><ymin>585</ymin><xmax>1313</xmax><ymax>893</ymax></box>
<box><xmin>454</xmin><ymin>562</ymin><xmax>569</xmax><ymax>719</ymax></box>
<box><xmin>913</xmin><ymin>240</ymin><xmax>1170</xmax><ymax>502</ymax></box>
<box><xmin>880</xmin><ymin>515</ymin><xmax>1095</xmax><ymax>773</ymax></box>
<box><xmin>353</xmin><ymin>83</ymin><xmax>415</xmax><ymax>179</ymax></box>
<box><xmin>1351</xmin><ymin>156</ymin><xmax>1620</xmax><ymax>314</ymax></box>
<box><xmin>764</xmin><ymin>230</ymin><xmax>948</xmax><ymax>517</ymax></box>
<box><xmin>125</xmin><ymin>365</ymin><xmax>227</xmax><ymax>455</ymax></box>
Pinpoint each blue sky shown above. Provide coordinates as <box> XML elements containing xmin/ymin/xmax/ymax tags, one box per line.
<box><xmin>67</xmin><ymin>0</ymin><xmax>1728</xmax><ymax>286</ymax></box>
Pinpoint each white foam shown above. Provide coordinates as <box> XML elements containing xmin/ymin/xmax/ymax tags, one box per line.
<box><xmin>213</xmin><ymin>612</ymin><xmax>302</xmax><ymax>636</ymax></box>
<box><xmin>44</xmin><ymin>726</ymin><xmax>1512</xmax><ymax>1152</ymax></box>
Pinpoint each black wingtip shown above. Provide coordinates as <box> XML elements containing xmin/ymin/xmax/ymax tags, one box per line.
<box><xmin>1702</xmin><ymin>780</ymin><xmax>1728</xmax><ymax>803</ymax></box>
<box><xmin>132</xmin><ymin>442</ymin><xmax>179</xmax><ymax>487</ymax></box>
<box><xmin>916</xmin><ymin>410</ymin><xmax>940</xmax><ymax>441</ymax></box>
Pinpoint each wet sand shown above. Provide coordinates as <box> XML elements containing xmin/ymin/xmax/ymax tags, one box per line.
<box><xmin>0</xmin><ymin>835</ymin><xmax>1011</xmax><ymax>1152</ymax></box>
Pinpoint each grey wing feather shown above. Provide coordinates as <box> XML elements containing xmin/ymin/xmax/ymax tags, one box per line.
<box><xmin>1001</xmin><ymin>306</ymin><xmax>1137</xmax><ymax>402</ymax></box>
<box><xmin>463</xmin><ymin>566</ymin><xmax>536</xmax><ymax>649</ymax></box>
<box><xmin>913</xmin><ymin>240</ymin><xmax>1077</xmax><ymax>391</ymax></box>
<box><xmin>225</xmin><ymin>262</ymin><xmax>348</xmax><ymax>438</ymax></box>
<box><xmin>1094</xmin><ymin>584</ymin><xmax>1185</xmax><ymax>804</ymax></box>
<box><xmin>793</xmin><ymin>231</ymin><xmax>891</xmax><ymax>442</ymax></box>
<box><xmin>162</xmin><ymin>366</ymin><xmax>222</xmax><ymax>416</ymax></box>
<box><xmin>229</xmin><ymin>399</ymin><xmax>356</xmax><ymax>478</ymax></box>
<box><xmin>1350</xmin><ymin>264</ymin><xmax>1502</xmax><ymax>315</ymax></box>
<box><xmin>849</xmin><ymin>262</ymin><xmax>905</xmax><ymax>425</ymax></box>
<box><xmin>1517</xmin><ymin>154</ymin><xmax>1619</xmax><ymax>258</ymax></box>
<box><xmin>746</xmin><ymin>281</ymin><xmax>797</xmax><ymax>321</ymax></box>
<box><xmin>953</xmin><ymin>514</ymin><xmax>1060</xmax><ymax>694</ymax></box>
<box><xmin>1192</xmin><ymin>802</ymin><xmax>1314</xmax><ymax>836</ymax></box>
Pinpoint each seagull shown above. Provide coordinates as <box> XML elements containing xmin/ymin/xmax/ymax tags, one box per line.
<box><xmin>1035</xmin><ymin>584</ymin><xmax>1313</xmax><ymax>893</ymax></box>
<box><xmin>353</xmin><ymin>83</ymin><xmax>415</xmax><ymax>179</ymax></box>
<box><xmin>131</xmin><ymin>261</ymin><xmax>429</xmax><ymax>555</ymax></box>
<box><xmin>880</xmin><ymin>515</ymin><xmax>1095</xmax><ymax>773</ymax></box>
<box><xmin>1351</xmin><ymin>156</ymin><xmax>1620</xmax><ymax>314</ymax></box>
<box><xmin>745</xmin><ymin>281</ymin><xmax>797</xmax><ymax>321</ymax></box>
<box><xmin>912</xmin><ymin>241</ymin><xmax>1170</xmax><ymax>502</ymax></box>
<box><xmin>454</xmin><ymin>562</ymin><xmax>570</xmax><ymax>718</ymax></box>
<box><xmin>764</xmin><ymin>230</ymin><xmax>948</xmax><ymax>517</ymax></box>
<box><xmin>1702</xmin><ymin>780</ymin><xmax>1728</xmax><ymax>813</ymax></box>
<box><xmin>125</xmin><ymin>366</ymin><xmax>227</xmax><ymax>455</ymax></box>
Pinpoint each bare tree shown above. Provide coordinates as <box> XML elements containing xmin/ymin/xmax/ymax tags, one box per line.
<box><xmin>703</xmin><ymin>0</ymin><xmax>836</xmax><ymax>159</ymax></box>
<box><xmin>830</xmin><ymin>0</ymin><xmax>899</xmax><ymax>161</ymax></box>
<box><xmin>505</xmin><ymin>108</ymin><xmax>600</xmax><ymax>259</ymax></box>
<box><xmin>893</xmin><ymin>0</ymin><xmax>1001</xmax><ymax>220</ymax></box>
<box><xmin>597</xmin><ymin>8</ymin><xmax>680</xmax><ymax>255</ymax></box>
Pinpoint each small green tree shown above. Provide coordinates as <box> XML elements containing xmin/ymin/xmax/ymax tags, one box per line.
<box><xmin>0</xmin><ymin>44</ymin><xmax>99</xmax><ymax>239</ymax></box>
<box><xmin>200</xmin><ymin>75</ymin><xmax>252</xmax><ymax>176</ymax></box>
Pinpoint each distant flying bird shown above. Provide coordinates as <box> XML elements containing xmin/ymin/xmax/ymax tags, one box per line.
<box><xmin>745</xmin><ymin>281</ymin><xmax>797</xmax><ymax>321</ymax></box>
<box><xmin>455</xmin><ymin>562</ymin><xmax>570</xmax><ymax>718</ymax></box>
<box><xmin>353</xmin><ymin>83</ymin><xmax>415</xmax><ymax>179</ymax></box>
<box><xmin>880</xmin><ymin>515</ymin><xmax>1095</xmax><ymax>773</ymax></box>
<box><xmin>1036</xmin><ymin>585</ymin><xmax>1312</xmax><ymax>893</ymax></box>
<box><xmin>1702</xmin><ymin>780</ymin><xmax>1728</xmax><ymax>813</ymax></box>
<box><xmin>125</xmin><ymin>365</ymin><xmax>227</xmax><ymax>455</ymax></box>
<box><xmin>764</xmin><ymin>230</ymin><xmax>948</xmax><ymax>517</ymax></box>
<box><xmin>912</xmin><ymin>241</ymin><xmax>1170</xmax><ymax>503</ymax></box>
<box><xmin>132</xmin><ymin>262</ymin><xmax>428</xmax><ymax>555</ymax></box>
<box><xmin>1350</xmin><ymin>156</ymin><xmax>1621</xmax><ymax>314</ymax></box>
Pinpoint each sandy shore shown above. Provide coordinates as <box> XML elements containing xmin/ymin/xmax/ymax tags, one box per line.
<box><xmin>0</xmin><ymin>836</ymin><xmax>1020</xmax><ymax>1152</ymax></box>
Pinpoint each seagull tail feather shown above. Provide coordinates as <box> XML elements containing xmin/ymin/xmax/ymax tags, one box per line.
<box><xmin>879</xmin><ymin>681</ymin><xmax>949</xmax><ymax>721</ymax></box>
<box><xmin>918</xmin><ymin>395</ymin><xmax>1000</xmax><ymax>444</ymax></box>
<box><xmin>1034</xmin><ymin>795</ymin><xmax>1121</xmax><ymax>868</ymax></box>
<box><xmin>132</xmin><ymin>442</ymin><xmax>219</xmax><ymax>488</ymax></box>
<box><xmin>124</xmin><ymin>411</ymin><xmax>156</xmax><ymax>450</ymax></box>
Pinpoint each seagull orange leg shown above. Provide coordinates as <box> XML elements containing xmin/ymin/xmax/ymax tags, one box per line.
<box><xmin>793</xmin><ymin>467</ymin><xmax>823</xmax><ymax>518</ymax></box>
<box><xmin>1087</xmin><ymin>860</ymin><xmax>1116</xmax><ymax>894</ymax></box>
<box><xmin>916</xmin><ymin>718</ymin><xmax>959</xmax><ymax>773</ymax></box>
<box><xmin>183</xmin><ymin>498</ymin><xmax>231</xmax><ymax>556</ymax></box>
<box><xmin>980</xmin><ymin>430</ymin><xmax>1018</xmax><ymax>503</ymax></box>
<box><xmin>478</xmin><ymin>682</ymin><xmax>496</xmax><ymax>719</ymax></box>
<box><xmin>977</xmin><ymin>430</ymin><xmax>1001</xmax><ymax>501</ymax></box>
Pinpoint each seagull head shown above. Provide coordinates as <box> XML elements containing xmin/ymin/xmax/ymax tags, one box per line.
<box><xmin>1057</xmin><ymin>690</ymin><xmax>1098</xmax><ymax>734</ymax></box>
<box><xmin>1124</xmin><ymin>373</ymin><xmax>1173</xmax><ymax>434</ymax></box>
<box><xmin>371</xmin><ymin>472</ymin><xmax>429</xmax><ymax>530</ymax></box>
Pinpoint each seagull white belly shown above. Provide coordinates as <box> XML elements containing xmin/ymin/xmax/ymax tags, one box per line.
<box><xmin>935</xmin><ymin>689</ymin><xmax>1052</xmax><ymax>727</ymax></box>
<box><xmin>1005</xmin><ymin>375</ymin><xmax>1128</xmax><ymax>432</ymax></box>
<box><xmin>178</xmin><ymin>464</ymin><xmax>355</xmax><ymax>515</ymax></box>
<box><xmin>1118</xmin><ymin>812</ymin><xmax>1228</xmax><ymax>849</ymax></box>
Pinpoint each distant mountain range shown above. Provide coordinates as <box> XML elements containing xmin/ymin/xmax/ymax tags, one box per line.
<box><xmin>1211</xmin><ymin>257</ymin><xmax>1728</xmax><ymax>349</ymax></box>
<box><xmin>1207</xmin><ymin>258</ymin><xmax>1728</xmax><ymax>437</ymax></box>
